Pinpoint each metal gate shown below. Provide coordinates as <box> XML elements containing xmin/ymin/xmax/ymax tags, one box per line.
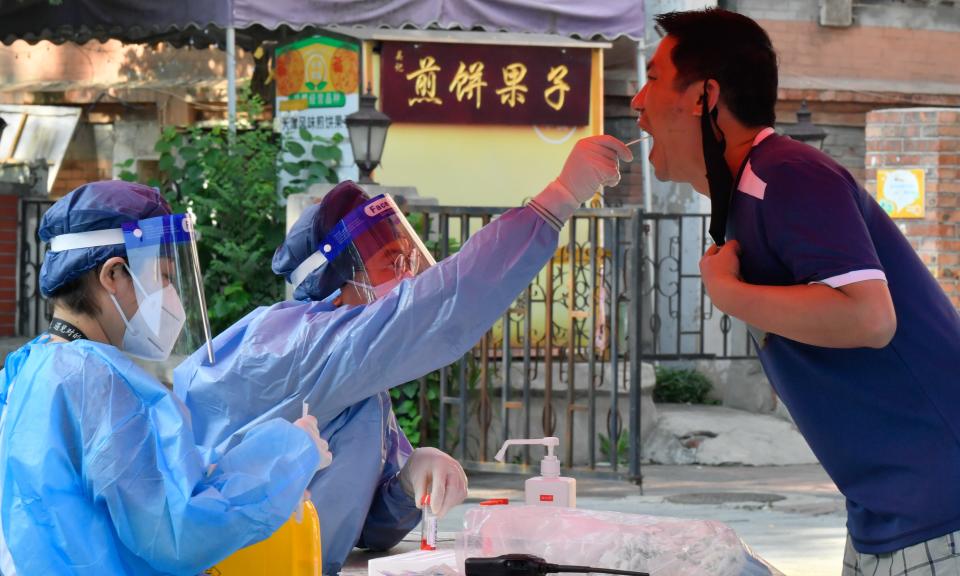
<box><xmin>18</xmin><ymin>197</ymin><xmax>54</xmax><ymax>337</ymax></box>
<box><xmin>404</xmin><ymin>205</ymin><xmax>755</xmax><ymax>487</ymax></box>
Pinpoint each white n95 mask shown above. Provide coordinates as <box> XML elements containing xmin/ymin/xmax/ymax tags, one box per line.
<box><xmin>110</xmin><ymin>282</ymin><xmax>186</xmax><ymax>361</ymax></box>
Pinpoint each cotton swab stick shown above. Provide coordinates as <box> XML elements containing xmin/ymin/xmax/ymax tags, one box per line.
<box><xmin>624</xmin><ymin>135</ymin><xmax>652</xmax><ymax>147</ymax></box>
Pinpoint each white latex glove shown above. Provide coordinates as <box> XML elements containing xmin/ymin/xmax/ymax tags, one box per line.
<box><xmin>531</xmin><ymin>135</ymin><xmax>634</xmax><ymax>227</ymax></box>
<box><xmin>399</xmin><ymin>447</ymin><xmax>468</xmax><ymax>517</ymax></box>
<box><xmin>555</xmin><ymin>135</ymin><xmax>633</xmax><ymax>203</ymax></box>
<box><xmin>294</xmin><ymin>415</ymin><xmax>333</xmax><ymax>470</ymax></box>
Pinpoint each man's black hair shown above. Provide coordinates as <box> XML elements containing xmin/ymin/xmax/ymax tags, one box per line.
<box><xmin>655</xmin><ymin>8</ymin><xmax>778</xmax><ymax>127</ymax></box>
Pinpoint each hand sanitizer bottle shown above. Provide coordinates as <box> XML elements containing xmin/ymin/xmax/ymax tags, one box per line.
<box><xmin>494</xmin><ymin>436</ymin><xmax>576</xmax><ymax>507</ymax></box>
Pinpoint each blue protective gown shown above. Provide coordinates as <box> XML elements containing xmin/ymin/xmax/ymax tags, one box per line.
<box><xmin>0</xmin><ymin>336</ymin><xmax>320</xmax><ymax>576</ymax></box>
<box><xmin>313</xmin><ymin>391</ymin><xmax>418</xmax><ymax>574</ymax></box>
<box><xmin>174</xmin><ymin>205</ymin><xmax>559</xmax><ymax>573</ymax></box>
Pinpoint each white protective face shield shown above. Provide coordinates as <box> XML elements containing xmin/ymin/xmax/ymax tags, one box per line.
<box><xmin>289</xmin><ymin>194</ymin><xmax>436</xmax><ymax>304</ymax></box>
<box><xmin>49</xmin><ymin>213</ymin><xmax>214</xmax><ymax>364</ymax></box>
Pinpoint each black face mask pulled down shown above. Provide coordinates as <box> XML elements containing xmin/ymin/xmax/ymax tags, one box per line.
<box><xmin>701</xmin><ymin>82</ymin><xmax>735</xmax><ymax>246</ymax></box>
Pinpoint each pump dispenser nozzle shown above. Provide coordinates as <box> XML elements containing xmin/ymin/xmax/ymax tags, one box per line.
<box><xmin>495</xmin><ymin>437</ymin><xmax>561</xmax><ymax>477</ymax></box>
<box><xmin>493</xmin><ymin>436</ymin><xmax>560</xmax><ymax>477</ymax></box>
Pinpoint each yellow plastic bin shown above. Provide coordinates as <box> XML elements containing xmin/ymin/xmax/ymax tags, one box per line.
<box><xmin>206</xmin><ymin>500</ymin><xmax>321</xmax><ymax>575</ymax></box>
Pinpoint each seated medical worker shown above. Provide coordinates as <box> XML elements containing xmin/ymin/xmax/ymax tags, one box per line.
<box><xmin>0</xmin><ymin>181</ymin><xmax>328</xmax><ymax>576</ymax></box>
<box><xmin>173</xmin><ymin>135</ymin><xmax>631</xmax><ymax>573</ymax></box>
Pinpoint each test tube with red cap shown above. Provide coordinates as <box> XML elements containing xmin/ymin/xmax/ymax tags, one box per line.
<box><xmin>420</xmin><ymin>494</ymin><xmax>437</xmax><ymax>551</ymax></box>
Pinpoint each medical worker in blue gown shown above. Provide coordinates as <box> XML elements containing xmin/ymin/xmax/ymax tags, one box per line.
<box><xmin>174</xmin><ymin>135</ymin><xmax>632</xmax><ymax>574</ymax></box>
<box><xmin>0</xmin><ymin>181</ymin><xmax>330</xmax><ymax>576</ymax></box>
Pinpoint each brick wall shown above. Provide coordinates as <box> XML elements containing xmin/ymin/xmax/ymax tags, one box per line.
<box><xmin>864</xmin><ymin>108</ymin><xmax>960</xmax><ymax>308</ymax></box>
<box><xmin>51</xmin><ymin>123</ymin><xmax>114</xmax><ymax>197</ymax></box>
<box><xmin>733</xmin><ymin>0</ymin><xmax>819</xmax><ymax>22</ymax></box>
<box><xmin>761</xmin><ymin>19</ymin><xmax>960</xmax><ymax>88</ymax></box>
<box><xmin>0</xmin><ymin>195</ymin><xmax>18</xmax><ymax>336</ymax></box>
<box><xmin>53</xmin><ymin>157</ymin><xmax>112</xmax><ymax>197</ymax></box>
<box><xmin>822</xmin><ymin>125</ymin><xmax>867</xmax><ymax>183</ymax></box>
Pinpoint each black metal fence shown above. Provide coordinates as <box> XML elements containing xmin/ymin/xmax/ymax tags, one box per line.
<box><xmin>405</xmin><ymin>205</ymin><xmax>754</xmax><ymax>486</ymax></box>
<box><xmin>639</xmin><ymin>213</ymin><xmax>758</xmax><ymax>360</ymax></box>
<box><xmin>18</xmin><ymin>197</ymin><xmax>54</xmax><ymax>337</ymax></box>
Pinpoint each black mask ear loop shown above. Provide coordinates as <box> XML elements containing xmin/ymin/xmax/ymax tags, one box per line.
<box><xmin>701</xmin><ymin>80</ymin><xmax>735</xmax><ymax>246</ymax></box>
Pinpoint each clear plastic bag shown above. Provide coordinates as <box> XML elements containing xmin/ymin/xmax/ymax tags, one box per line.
<box><xmin>455</xmin><ymin>505</ymin><xmax>783</xmax><ymax>576</ymax></box>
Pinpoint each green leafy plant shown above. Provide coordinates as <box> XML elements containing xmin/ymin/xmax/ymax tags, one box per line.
<box><xmin>653</xmin><ymin>366</ymin><xmax>719</xmax><ymax>404</ymax></box>
<box><xmin>391</xmin><ymin>354</ymin><xmax>480</xmax><ymax>448</ymax></box>
<box><xmin>279</xmin><ymin>126</ymin><xmax>343</xmax><ymax>197</ymax></box>
<box><xmin>117</xmin><ymin>90</ymin><xmax>341</xmax><ymax>333</ymax></box>
<box><xmin>599</xmin><ymin>431</ymin><xmax>629</xmax><ymax>466</ymax></box>
<box><xmin>390</xmin><ymin>379</ymin><xmax>434</xmax><ymax>447</ymax></box>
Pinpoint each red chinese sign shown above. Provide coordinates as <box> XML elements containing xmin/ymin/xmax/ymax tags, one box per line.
<box><xmin>381</xmin><ymin>42</ymin><xmax>591</xmax><ymax>126</ymax></box>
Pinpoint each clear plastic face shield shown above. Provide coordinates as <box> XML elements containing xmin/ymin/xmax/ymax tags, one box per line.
<box><xmin>291</xmin><ymin>194</ymin><xmax>436</xmax><ymax>304</ymax></box>
<box><xmin>119</xmin><ymin>214</ymin><xmax>214</xmax><ymax>364</ymax></box>
<box><xmin>49</xmin><ymin>213</ymin><xmax>214</xmax><ymax>365</ymax></box>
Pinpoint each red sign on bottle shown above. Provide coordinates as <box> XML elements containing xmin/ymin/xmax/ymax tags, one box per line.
<box><xmin>539</xmin><ymin>494</ymin><xmax>554</xmax><ymax>502</ymax></box>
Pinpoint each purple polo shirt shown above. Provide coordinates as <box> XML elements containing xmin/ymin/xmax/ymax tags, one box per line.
<box><xmin>728</xmin><ymin>129</ymin><xmax>960</xmax><ymax>553</ymax></box>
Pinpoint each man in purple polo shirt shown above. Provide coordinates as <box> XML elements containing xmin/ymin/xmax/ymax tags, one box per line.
<box><xmin>631</xmin><ymin>8</ymin><xmax>960</xmax><ymax>574</ymax></box>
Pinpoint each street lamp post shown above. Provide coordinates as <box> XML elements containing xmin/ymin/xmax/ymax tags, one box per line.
<box><xmin>345</xmin><ymin>88</ymin><xmax>392</xmax><ymax>185</ymax></box>
<box><xmin>782</xmin><ymin>100</ymin><xmax>828</xmax><ymax>150</ymax></box>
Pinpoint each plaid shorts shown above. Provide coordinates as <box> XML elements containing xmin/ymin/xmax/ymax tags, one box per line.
<box><xmin>842</xmin><ymin>531</ymin><xmax>960</xmax><ymax>576</ymax></box>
